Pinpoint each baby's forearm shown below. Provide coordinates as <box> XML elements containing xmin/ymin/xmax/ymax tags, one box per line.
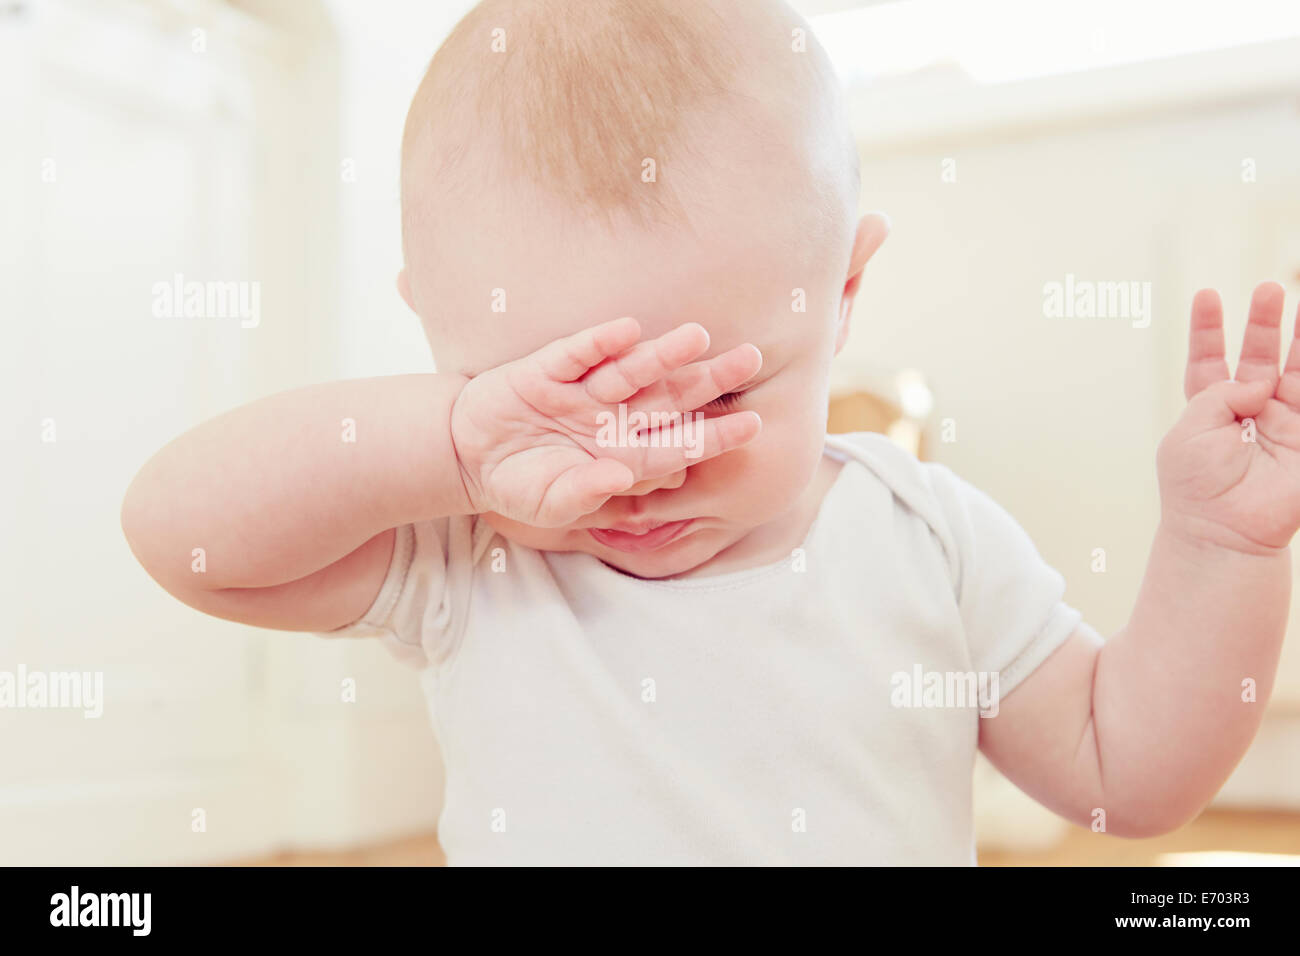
<box><xmin>1091</xmin><ymin>525</ymin><xmax>1290</xmax><ymax>829</ymax></box>
<box><xmin>122</xmin><ymin>373</ymin><xmax>472</xmax><ymax>596</ymax></box>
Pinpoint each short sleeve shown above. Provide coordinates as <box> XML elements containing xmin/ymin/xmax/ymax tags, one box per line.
<box><xmin>921</xmin><ymin>463</ymin><xmax>1084</xmax><ymax>698</ymax></box>
<box><xmin>324</xmin><ymin>516</ymin><xmax>477</xmax><ymax>670</ymax></box>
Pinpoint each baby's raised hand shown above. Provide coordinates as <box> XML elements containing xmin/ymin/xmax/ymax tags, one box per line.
<box><xmin>450</xmin><ymin>317</ymin><xmax>762</xmax><ymax>527</ymax></box>
<box><xmin>1158</xmin><ymin>281</ymin><xmax>1300</xmax><ymax>554</ymax></box>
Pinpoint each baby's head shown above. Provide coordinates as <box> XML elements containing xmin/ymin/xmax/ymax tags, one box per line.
<box><xmin>398</xmin><ymin>0</ymin><xmax>887</xmax><ymax>578</ymax></box>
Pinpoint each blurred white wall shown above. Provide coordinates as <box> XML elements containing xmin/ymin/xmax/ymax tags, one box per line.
<box><xmin>0</xmin><ymin>0</ymin><xmax>469</xmax><ymax>865</ymax></box>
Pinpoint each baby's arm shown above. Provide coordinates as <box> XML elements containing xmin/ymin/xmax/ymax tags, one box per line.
<box><xmin>982</xmin><ymin>542</ymin><xmax>1286</xmax><ymax>837</ymax></box>
<box><xmin>981</xmin><ymin>282</ymin><xmax>1296</xmax><ymax>837</ymax></box>
<box><xmin>121</xmin><ymin>318</ymin><xmax>761</xmax><ymax>632</ymax></box>
<box><xmin>121</xmin><ymin>373</ymin><xmax>473</xmax><ymax>631</ymax></box>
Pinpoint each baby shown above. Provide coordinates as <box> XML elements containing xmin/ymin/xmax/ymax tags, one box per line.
<box><xmin>122</xmin><ymin>0</ymin><xmax>1296</xmax><ymax>865</ymax></box>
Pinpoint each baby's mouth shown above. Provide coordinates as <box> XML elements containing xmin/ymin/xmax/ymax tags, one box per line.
<box><xmin>588</xmin><ymin>519</ymin><xmax>694</xmax><ymax>554</ymax></box>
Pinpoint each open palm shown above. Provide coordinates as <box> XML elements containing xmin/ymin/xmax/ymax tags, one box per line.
<box><xmin>450</xmin><ymin>316</ymin><xmax>762</xmax><ymax>528</ymax></box>
<box><xmin>1158</xmin><ymin>281</ymin><xmax>1300</xmax><ymax>554</ymax></box>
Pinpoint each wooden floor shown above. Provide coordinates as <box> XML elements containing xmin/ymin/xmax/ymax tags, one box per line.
<box><xmin>222</xmin><ymin>809</ymin><xmax>1300</xmax><ymax>866</ymax></box>
<box><xmin>979</xmin><ymin>809</ymin><xmax>1300</xmax><ymax>867</ymax></box>
<box><xmin>225</xmin><ymin>833</ymin><xmax>445</xmax><ymax>867</ymax></box>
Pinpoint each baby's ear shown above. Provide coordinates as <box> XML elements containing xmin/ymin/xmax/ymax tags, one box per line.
<box><xmin>846</xmin><ymin>212</ymin><xmax>890</xmax><ymax>289</ymax></box>
<box><xmin>396</xmin><ymin>268</ymin><xmax>416</xmax><ymax>313</ymax></box>
<box><xmin>836</xmin><ymin>213</ymin><xmax>891</xmax><ymax>351</ymax></box>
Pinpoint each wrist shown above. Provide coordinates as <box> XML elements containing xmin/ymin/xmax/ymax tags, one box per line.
<box><xmin>445</xmin><ymin>373</ymin><xmax>487</xmax><ymax>516</ymax></box>
<box><xmin>1156</xmin><ymin>510</ymin><xmax>1290</xmax><ymax>562</ymax></box>
<box><xmin>376</xmin><ymin>372</ymin><xmax>480</xmax><ymax>524</ymax></box>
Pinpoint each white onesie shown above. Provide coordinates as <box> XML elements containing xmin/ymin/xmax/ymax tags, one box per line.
<box><xmin>332</xmin><ymin>431</ymin><xmax>1083</xmax><ymax>865</ymax></box>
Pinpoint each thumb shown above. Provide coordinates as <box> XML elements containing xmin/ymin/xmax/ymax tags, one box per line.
<box><xmin>1221</xmin><ymin>378</ymin><xmax>1274</xmax><ymax>420</ymax></box>
<box><xmin>538</xmin><ymin>459</ymin><xmax>634</xmax><ymax>527</ymax></box>
<box><xmin>1182</xmin><ymin>377</ymin><xmax>1272</xmax><ymax>433</ymax></box>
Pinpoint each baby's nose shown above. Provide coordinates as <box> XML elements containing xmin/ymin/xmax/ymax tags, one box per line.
<box><xmin>618</xmin><ymin>468</ymin><xmax>687</xmax><ymax>497</ymax></box>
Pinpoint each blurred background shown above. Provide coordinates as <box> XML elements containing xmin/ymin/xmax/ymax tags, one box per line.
<box><xmin>2</xmin><ymin>0</ymin><xmax>1299</xmax><ymax>866</ymax></box>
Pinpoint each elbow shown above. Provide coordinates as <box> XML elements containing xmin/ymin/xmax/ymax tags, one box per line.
<box><xmin>1105</xmin><ymin>815</ymin><xmax>1191</xmax><ymax>840</ymax></box>
<box><xmin>120</xmin><ymin>473</ymin><xmax>184</xmax><ymax>591</ymax></box>
<box><xmin>119</xmin><ymin>475</ymin><xmax>153</xmax><ymax>570</ymax></box>
<box><xmin>1095</xmin><ymin>795</ymin><xmax>1209</xmax><ymax>839</ymax></box>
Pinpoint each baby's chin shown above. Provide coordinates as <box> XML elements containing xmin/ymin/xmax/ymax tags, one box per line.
<box><xmin>485</xmin><ymin>514</ymin><xmax>743</xmax><ymax>580</ymax></box>
<box><xmin>583</xmin><ymin>524</ymin><xmax>740</xmax><ymax>580</ymax></box>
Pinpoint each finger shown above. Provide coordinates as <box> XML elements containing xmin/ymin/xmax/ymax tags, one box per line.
<box><xmin>1277</xmin><ymin>300</ymin><xmax>1300</xmax><ymax>409</ymax></box>
<box><xmin>620</xmin><ymin>410</ymin><xmax>762</xmax><ymax>479</ymax></box>
<box><xmin>1185</xmin><ymin>289</ymin><xmax>1229</xmax><ymax>399</ymax></box>
<box><xmin>536</xmin><ymin>458</ymin><xmax>635</xmax><ymax>526</ymax></box>
<box><xmin>1234</xmin><ymin>280</ymin><xmax>1285</xmax><ymax>385</ymax></box>
<box><xmin>582</xmin><ymin>323</ymin><xmax>710</xmax><ymax>403</ymax></box>
<box><xmin>533</xmin><ymin>316</ymin><xmax>642</xmax><ymax>382</ymax></box>
<box><xmin>628</xmin><ymin>343</ymin><xmax>763</xmax><ymax>415</ymax></box>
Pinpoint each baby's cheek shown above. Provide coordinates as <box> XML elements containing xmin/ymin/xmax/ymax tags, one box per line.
<box><xmin>720</xmin><ymin>416</ymin><xmax>822</xmax><ymax>516</ymax></box>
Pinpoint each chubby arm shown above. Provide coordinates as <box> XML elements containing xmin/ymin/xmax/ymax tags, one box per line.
<box><xmin>981</xmin><ymin>282</ymin><xmax>1300</xmax><ymax>836</ymax></box>
<box><xmin>980</xmin><ymin>533</ymin><xmax>1288</xmax><ymax>837</ymax></box>
<box><xmin>121</xmin><ymin>373</ymin><xmax>473</xmax><ymax>631</ymax></box>
<box><xmin>121</xmin><ymin>318</ymin><xmax>763</xmax><ymax>633</ymax></box>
